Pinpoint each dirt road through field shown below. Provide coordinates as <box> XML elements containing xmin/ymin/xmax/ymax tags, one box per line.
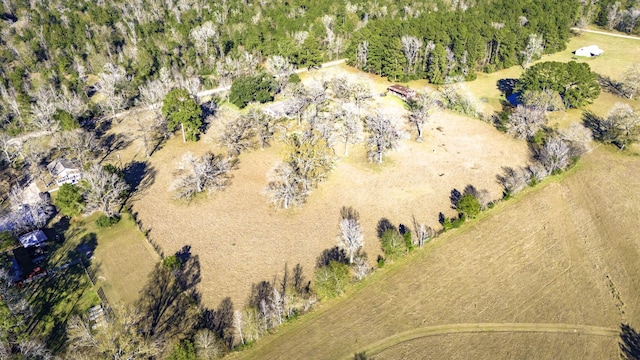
<box><xmin>352</xmin><ymin>322</ymin><xmax>619</xmax><ymax>358</ymax></box>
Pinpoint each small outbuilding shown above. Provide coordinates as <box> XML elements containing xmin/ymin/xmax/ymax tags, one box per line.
<box><xmin>387</xmin><ymin>85</ymin><xmax>416</xmax><ymax>100</ymax></box>
<box><xmin>18</xmin><ymin>230</ymin><xmax>48</xmax><ymax>248</ymax></box>
<box><xmin>47</xmin><ymin>158</ymin><xmax>82</xmax><ymax>186</ymax></box>
<box><xmin>573</xmin><ymin>45</ymin><xmax>604</xmax><ymax>57</ymax></box>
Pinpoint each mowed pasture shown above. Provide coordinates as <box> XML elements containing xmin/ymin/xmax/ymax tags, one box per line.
<box><xmin>231</xmin><ymin>147</ymin><xmax>640</xmax><ymax>359</ymax></box>
<box><xmin>116</xmin><ymin>71</ymin><xmax>530</xmax><ymax>308</ymax></box>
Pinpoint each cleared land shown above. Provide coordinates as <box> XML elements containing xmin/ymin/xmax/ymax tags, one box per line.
<box><xmin>125</xmin><ymin>100</ymin><xmax>529</xmax><ymax>307</ymax></box>
<box><xmin>231</xmin><ymin>147</ymin><xmax>640</xmax><ymax>359</ymax></box>
<box><xmin>49</xmin><ymin>212</ymin><xmax>159</xmax><ymax>305</ymax></box>
<box><xmin>105</xmin><ymin>30</ymin><xmax>640</xmax><ymax>310</ymax></box>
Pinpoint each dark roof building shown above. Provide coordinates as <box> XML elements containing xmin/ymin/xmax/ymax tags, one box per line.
<box><xmin>387</xmin><ymin>85</ymin><xmax>416</xmax><ymax>100</ymax></box>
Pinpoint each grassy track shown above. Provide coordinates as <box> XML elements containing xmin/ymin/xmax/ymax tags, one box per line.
<box><xmin>351</xmin><ymin>322</ymin><xmax>619</xmax><ymax>358</ymax></box>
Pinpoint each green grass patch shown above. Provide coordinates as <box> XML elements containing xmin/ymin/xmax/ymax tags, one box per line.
<box><xmin>25</xmin><ymin>264</ymin><xmax>98</xmax><ymax>353</ymax></box>
<box><xmin>47</xmin><ymin>212</ymin><xmax>159</xmax><ymax>305</ymax></box>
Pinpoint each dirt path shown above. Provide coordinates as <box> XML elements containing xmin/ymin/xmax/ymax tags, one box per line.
<box><xmin>352</xmin><ymin>322</ymin><xmax>619</xmax><ymax>358</ymax></box>
<box><xmin>571</xmin><ymin>28</ymin><xmax>640</xmax><ymax>40</ymax></box>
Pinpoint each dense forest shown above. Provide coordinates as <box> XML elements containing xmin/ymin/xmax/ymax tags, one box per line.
<box><xmin>0</xmin><ymin>0</ymin><xmax>607</xmax><ymax>135</ymax></box>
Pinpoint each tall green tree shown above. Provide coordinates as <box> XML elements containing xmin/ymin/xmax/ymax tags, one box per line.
<box><xmin>229</xmin><ymin>73</ymin><xmax>277</xmax><ymax>109</ymax></box>
<box><xmin>517</xmin><ymin>61</ymin><xmax>601</xmax><ymax>108</ymax></box>
<box><xmin>162</xmin><ymin>88</ymin><xmax>202</xmax><ymax>142</ymax></box>
<box><xmin>54</xmin><ymin>183</ymin><xmax>85</xmax><ymax>217</ymax></box>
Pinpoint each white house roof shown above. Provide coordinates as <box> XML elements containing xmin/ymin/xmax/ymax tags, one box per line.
<box><xmin>47</xmin><ymin>158</ymin><xmax>79</xmax><ymax>177</ymax></box>
<box><xmin>574</xmin><ymin>45</ymin><xmax>604</xmax><ymax>57</ymax></box>
<box><xmin>18</xmin><ymin>230</ymin><xmax>48</xmax><ymax>247</ymax></box>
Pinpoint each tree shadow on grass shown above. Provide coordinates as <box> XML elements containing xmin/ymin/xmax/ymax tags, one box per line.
<box><xmin>620</xmin><ymin>323</ymin><xmax>640</xmax><ymax>360</ymax></box>
<box><xmin>99</xmin><ymin>133</ymin><xmax>132</xmax><ymax>162</ymax></box>
<box><xmin>123</xmin><ymin>160</ymin><xmax>157</xmax><ymax>199</ymax></box>
<box><xmin>599</xmin><ymin>75</ymin><xmax>626</xmax><ymax>97</ymax></box>
<box><xmin>136</xmin><ymin>245</ymin><xmax>202</xmax><ymax>341</ymax></box>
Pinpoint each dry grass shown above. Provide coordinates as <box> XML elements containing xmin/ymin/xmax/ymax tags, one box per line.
<box><xmin>103</xmin><ymin>30</ymin><xmax>640</xmax><ymax>317</ymax></box>
<box><xmin>120</xmin><ymin>80</ymin><xmax>529</xmax><ymax>308</ymax></box>
<box><xmin>231</xmin><ymin>147</ymin><xmax>640</xmax><ymax>359</ymax></box>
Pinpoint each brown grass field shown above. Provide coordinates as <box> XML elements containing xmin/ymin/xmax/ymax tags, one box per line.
<box><xmin>230</xmin><ymin>146</ymin><xmax>640</xmax><ymax>359</ymax></box>
<box><xmin>104</xmin><ymin>30</ymin><xmax>639</xmax><ymax>308</ymax></box>
<box><xmin>97</xmin><ymin>29</ymin><xmax>640</xmax><ymax>357</ymax></box>
<box><xmin>125</xmin><ymin>103</ymin><xmax>529</xmax><ymax>307</ymax></box>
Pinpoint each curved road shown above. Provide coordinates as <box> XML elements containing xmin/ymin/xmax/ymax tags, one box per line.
<box><xmin>349</xmin><ymin>322</ymin><xmax>619</xmax><ymax>358</ymax></box>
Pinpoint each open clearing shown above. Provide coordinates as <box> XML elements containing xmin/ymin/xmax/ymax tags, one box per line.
<box><xmin>49</xmin><ymin>212</ymin><xmax>159</xmax><ymax>305</ymax></box>
<box><xmin>124</xmin><ymin>97</ymin><xmax>529</xmax><ymax>308</ymax></box>
<box><xmin>104</xmin><ymin>30</ymin><xmax>640</xmax><ymax>310</ymax></box>
<box><xmin>231</xmin><ymin>146</ymin><xmax>640</xmax><ymax>359</ymax></box>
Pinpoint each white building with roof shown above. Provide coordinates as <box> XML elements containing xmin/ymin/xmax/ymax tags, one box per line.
<box><xmin>47</xmin><ymin>158</ymin><xmax>82</xmax><ymax>186</ymax></box>
<box><xmin>574</xmin><ymin>45</ymin><xmax>604</xmax><ymax>57</ymax></box>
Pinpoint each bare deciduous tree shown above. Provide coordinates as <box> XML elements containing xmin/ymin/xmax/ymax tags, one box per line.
<box><xmin>57</xmin><ymin>87</ymin><xmax>89</xmax><ymax>120</ymax></box>
<box><xmin>520</xmin><ymin>89</ymin><xmax>565</xmax><ymax>112</ymax></box>
<box><xmin>0</xmin><ymin>133</ymin><xmax>20</xmax><ymax>166</ymax></box>
<box><xmin>356</xmin><ymin>40</ymin><xmax>369</xmax><ymax>70</ymax></box>
<box><xmin>136</xmin><ymin>78</ymin><xmax>171</xmax><ymax>157</ymax></box>
<box><xmin>520</xmin><ymin>33</ymin><xmax>544</xmax><ymax>68</ymax></box>
<box><xmin>337</xmin><ymin>103</ymin><xmax>363</xmax><ymax>157</ymax></box>
<box><xmin>411</xmin><ymin>215</ymin><xmax>436</xmax><ymax>248</ymax></box>
<box><xmin>218</xmin><ymin>115</ymin><xmax>256</xmax><ymax>157</ymax></box>
<box><xmin>351</xmin><ymin>82</ymin><xmax>373</xmax><ymax>114</ymax></box>
<box><xmin>190</xmin><ymin>21</ymin><xmax>219</xmax><ymax>63</ymax></box>
<box><xmin>507</xmin><ymin>105</ymin><xmax>548</xmax><ymax>140</ymax></box>
<box><xmin>560</xmin><ymin>121</ymin><xmax>593</xmax><ymax>154</ymax></box>
<box><xmin>621</xmin><ymin>63</ymin><xmax>640</xmax><ymax>100</ymax></box>
<box><xmin>54</xmin><ymin>129</ymin><xmax>101</xmax><ymax>164</ymax></box>
<box><xmin>497</xmin><ymin>166</ymin><xmax>529</xmax><ymax>197</ymax></box>
<box><xmin>96</xmin><ymin>62</ymin><xmax>129</xmax><ymax>118</ymax></box>
<box><xmin>337</xmin><ymin>206</ymin><xmax>364</xmax><ymax>264</ymax></box>
<box><xmin>66</xmin><ymin>306</ymin><xmax>163</xmax><ymax>359</ymax></box>
<box><xmin>353</xmin><ymin>255</ymin><xmax>371</xmax><ymax>280</ymax></box>
<box><xmin>246</xmin><ymin>108</ymin><xmax>278</xmax><ymax>149</ymax></box>
<box><xmin>407</xmin><ymin>91</ymin><xmax>440</xmax><ymax>142</ymax></box>
<box><xmin>194</xmin><ymin>329</ymin><xmax>223</xmax><ymax>360</ymax></box>
<box><xmin>589</xmin><ymin>103</ymin><xmax>640</xmax><ymax>149</ymax></box>
<box><xmin>285</xmin><ymin>83</ymin><xmax>311</xmax><ymax>126</ymax></box>
<box><xmin>30</xmin><ymin>86</ymin><xmax>59</xmax><ymax>133</ymax></box>
<box><xmin>364</xmin><ymin>112</ymin><xmax>403</xmax><ymax>163</ymax></box>
<box><xmin>263</xmin><ymin>162</ymin><xmax>308</xmax><ymax>210</ymax></box>
<box><xmin>265</xmin><ymin>55</ymin><xmax>294</xmax><ymax>92</ymax></box>
<box><xmin>401</xmin><ymin>35</ymin><xmax>423</xmax><ymax>74</ymax></box>
<box><xmin>173</xmin><ymin>152</ymin><xmax>235</xmax><ymax>200</ymax></box>
<box><xmin>536</xmin><ymin>137</ymin><xmax>571</xmax><ymax>173</ymax></box>
<box><xmin>82</xmin><ymin>164</ymin><xmax>129</xmax><ymax>216</ymax></box>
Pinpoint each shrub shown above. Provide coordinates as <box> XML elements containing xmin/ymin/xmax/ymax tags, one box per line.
<box><xmin>314</xmin><ymin>261</ymin><xmax>350</xmax><ymax>299</ymax></box>
<box><xmin>0</xmin><ymin>231</ymin><xmax>18</xmax><ymax>252</ymax></box>
<box><xmin>442</xmin><ymin>217</ymin><xmax>464</xmax><ymax>231</ymax></box>
<box><xmin>162</xmin><ymin>255</ymin><xmax>182</xmax><ymax>271</ymax></box>
<box><xmin>457</xmin><ymin>193</ymin><xmax>481</xmax><ymax>220</ymax></box>
<box><xmin>95</xmin><ymin>214</ymin><xmax>120</xmax><ymax>228</ymax></box>
<box><xmin>54</xmin><ymin>183</ymin><xmax>85</xmax><ymax>217</ymax></box>
<box><xmin>380</xmin><ymin>229</ymin><xmax>406</xmax><ymax>260</ymax></box>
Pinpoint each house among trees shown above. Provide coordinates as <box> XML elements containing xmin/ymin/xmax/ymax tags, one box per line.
<box><xmin>387</xmin><ymin>85</ymin><xmax>416</xmax><ymax>100</ymax></box>
<box><xmin>47</xmin><ymin>158</ymin><xmax>82</xmax><ymax>186</ymax></box>
<box><xmin>264</xmin><ymin>101</ymin><xmax>291</xmax><ymax>118</ymax></box>
<box><xmin>573</xmin><ymin>45</ymin><xmax>604</xmax><ymax>57</ymax></box>
<box><xmin>18</xmin><ymin>230</ymin><xmax>47</xmax><ymax>248</ymax></box>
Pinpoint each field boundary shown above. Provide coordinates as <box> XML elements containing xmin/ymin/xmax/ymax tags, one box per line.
<box><xmin>349</xmin><ymin>322</ymin><xmax>619</xmax><ymax>358</ymax></box>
